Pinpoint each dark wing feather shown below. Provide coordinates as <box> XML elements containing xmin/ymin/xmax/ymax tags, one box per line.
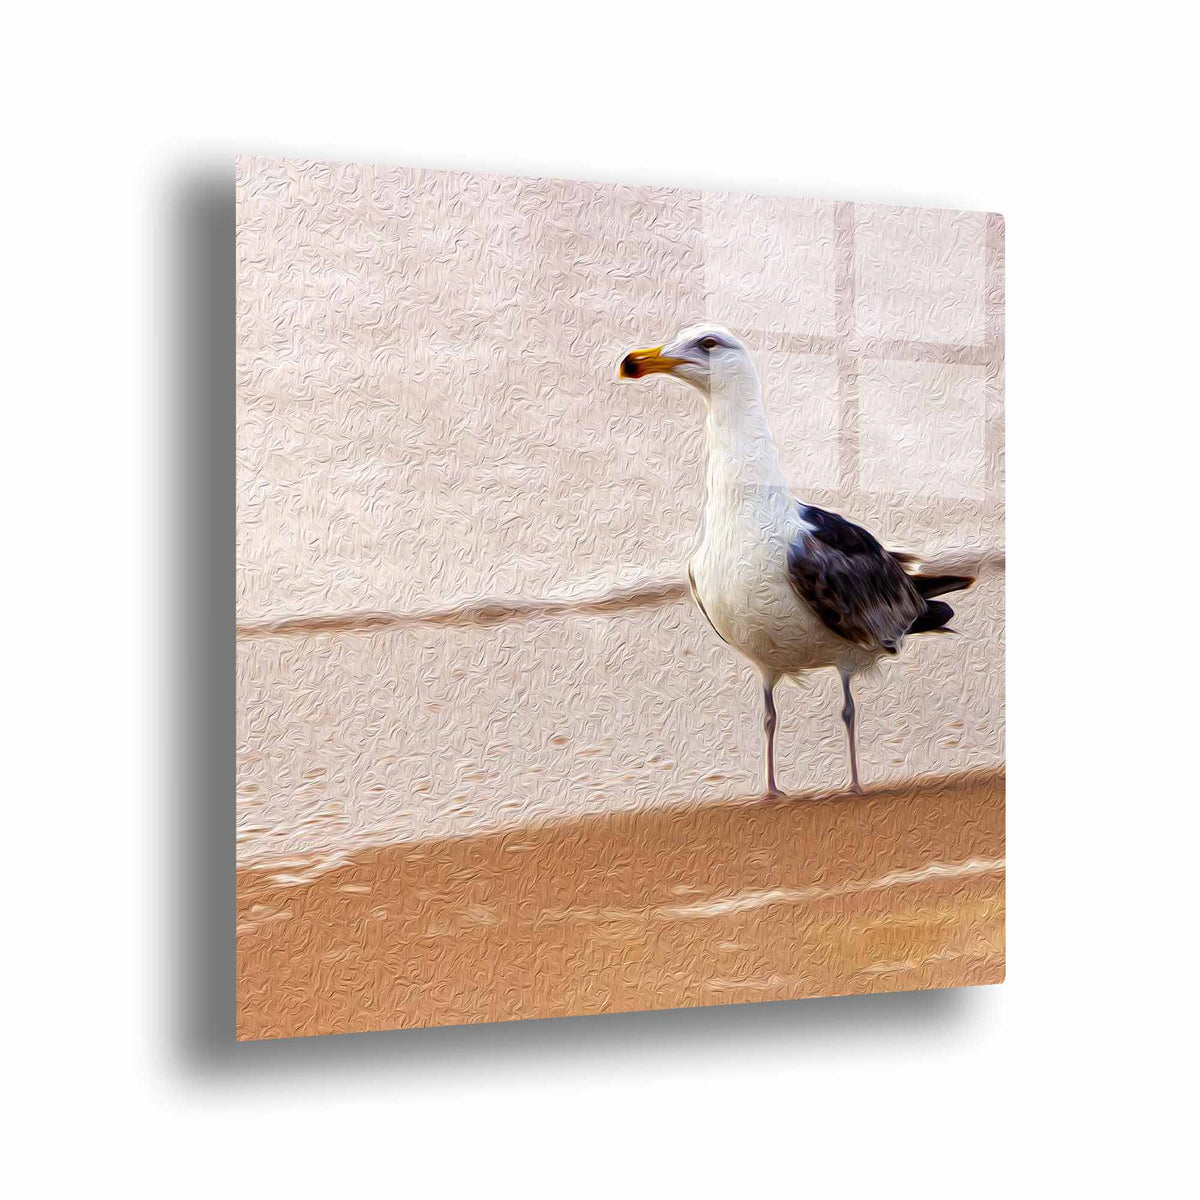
<box><xmin>787</xmin><ymin>505</ymin><xmax>925</xmax><ymax>653</ymax></box>
<box><xmin>897</xmin><ymin>569</ymin><xmax>975</xmax><ymax>600</ymax></box>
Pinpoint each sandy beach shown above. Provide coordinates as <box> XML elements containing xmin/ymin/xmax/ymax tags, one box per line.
<box><xmin>237</xmin><ymin>768</ymin><xmax>1003</xmax><ymax>1040</ymax></box>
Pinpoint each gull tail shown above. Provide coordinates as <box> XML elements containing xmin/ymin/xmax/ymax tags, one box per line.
<box><xmin>908</xmin><ymin>573</ymin><xmax>975</xmax><ymax>600</ymax></box>
<box><xmin>907</xmin><ymin>599</ymin><xmax>957</xmax><ymax>636</ymax></box>
<box><xmin>891</xmin><ymin>553</ymin><xmax>975</xmax><ymax>598</ymax></box>
<box><xmin>899</xmin><ymin>566</ymin><xmax>975</xmax><ymax>637</ymax></box>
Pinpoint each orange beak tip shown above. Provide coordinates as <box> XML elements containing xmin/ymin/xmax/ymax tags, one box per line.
<box><xmin>619</xmin><ymin>346</ymin><xmax>680</xmax><ymax>380</ymax></box>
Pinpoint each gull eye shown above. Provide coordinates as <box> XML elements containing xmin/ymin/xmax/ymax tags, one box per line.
<box><xmin>698</xmin><ymin>337</ymin><xmax>719</xmax><ymax>352</ymax></box>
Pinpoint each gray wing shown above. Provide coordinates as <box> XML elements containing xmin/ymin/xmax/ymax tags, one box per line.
<box><xmin>786</xmin><ymin>504</ymin><xmax>924</xmax><ymax>654</ymax></box>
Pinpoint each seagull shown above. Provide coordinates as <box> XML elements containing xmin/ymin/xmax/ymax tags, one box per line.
<box><xmin>620</xmin><ymin>324</ymin><xmax>975</xmax><ymax>798</ymax></box>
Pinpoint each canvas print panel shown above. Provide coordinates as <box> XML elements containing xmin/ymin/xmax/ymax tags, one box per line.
<box><xmin>236</xmin><ymin>157</ymin><xmax>1004</xmax><ymax>1040</ymax></box>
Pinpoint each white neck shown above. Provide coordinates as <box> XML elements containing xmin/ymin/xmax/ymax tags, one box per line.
<box><xmin>702</xmin><ymin>367</ymin><xmax>786</xmax><ymax>503</ymax></box>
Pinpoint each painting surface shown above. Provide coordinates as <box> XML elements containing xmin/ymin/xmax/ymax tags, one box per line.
<box><xmin>236</xmin><ymin>156</ymin><xmax>1004</xmax><ymax>1040</ymax></box>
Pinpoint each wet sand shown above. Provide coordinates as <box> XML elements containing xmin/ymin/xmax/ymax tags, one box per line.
<box><xmin>237</xmin><ymin>769</ymin><xmax>1004</xmax><ymax>1040</ymax></box>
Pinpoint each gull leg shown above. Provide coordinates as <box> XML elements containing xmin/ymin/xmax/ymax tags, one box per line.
<box><xmin>762</xmin><ymin>675</ymin><xmax>781</xmax><ymax>799</ymax></box>
<box><xmin>839</xmin><ymin>669</ymin><xmax>864</xmax><ymax>796</ymax></box>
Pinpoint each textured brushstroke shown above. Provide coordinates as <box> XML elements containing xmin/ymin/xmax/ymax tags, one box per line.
<box><xmin>235</xmin><ymin>156</ymin><xmax>1004</xmax><ymax>1038</ymax></box>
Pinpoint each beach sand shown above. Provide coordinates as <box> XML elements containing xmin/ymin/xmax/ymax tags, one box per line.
<box><xmin>237</xmin><ymin>768</ymin><xmax>1004</xmax><ymax>1040</ymax></box>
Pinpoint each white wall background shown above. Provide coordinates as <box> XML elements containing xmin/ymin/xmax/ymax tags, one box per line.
<box><xmin>4</xmin><ymin>3</ymin><xmax>1194</xmax><ymax>1196</ymax></box>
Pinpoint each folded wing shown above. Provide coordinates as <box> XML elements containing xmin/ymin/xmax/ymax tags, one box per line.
<box><xmin>787</xmin><ymin>504</ymin><xmax>933</xmax><ymax>654</ymax></box>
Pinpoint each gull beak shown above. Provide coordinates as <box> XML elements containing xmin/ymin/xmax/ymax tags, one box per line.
<box><xmin>619</xmin><ymin>346</ymin><xmax>686</xmax><ymax>380</ymax></box>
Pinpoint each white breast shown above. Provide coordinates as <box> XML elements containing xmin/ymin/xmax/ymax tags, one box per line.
<box><xmin>691</xmin><ymin>486</ymin><xmax>846</xmax><ymax>677</ymax></box>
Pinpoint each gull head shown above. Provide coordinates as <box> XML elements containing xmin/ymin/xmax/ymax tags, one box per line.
<box><xmin>619</xmin><ymin>325</ymin><xmax>756</xmax><ymax>402</ymax></box>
